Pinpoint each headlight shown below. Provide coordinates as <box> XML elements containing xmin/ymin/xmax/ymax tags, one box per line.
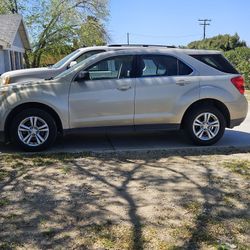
<box><xmin>2</xmin><ymin>76</ymin><xmax>10</xmax><ymax>85</ymax></box>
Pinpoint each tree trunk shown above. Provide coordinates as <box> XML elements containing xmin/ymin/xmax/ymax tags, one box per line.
<box><xmin>32</xmin><ymin>50</ymin><xmax>43</xmax><ymax>68</ymax></box>
<box><xmin>23</xmin><ymin>51</ymin><xmax>30</xmax><ymax>68</ymax></box>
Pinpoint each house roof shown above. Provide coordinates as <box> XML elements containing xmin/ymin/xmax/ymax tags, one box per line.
<box><xmin>0</xmin><ymin>14</ymin><xmax>31</xmax><ymax>50</ymax></box>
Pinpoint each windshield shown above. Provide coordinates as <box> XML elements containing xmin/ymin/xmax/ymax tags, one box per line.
<box><xmin>54</xmin><ymin>53</ymin><xmax>101</xmax><ymax>80</ymax></box>
<box><xmin>51</xmin><ymin>50</ymin><xmax>81</xmax><ymax>69</ymax></box>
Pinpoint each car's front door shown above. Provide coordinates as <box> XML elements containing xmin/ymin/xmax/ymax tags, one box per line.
<box><xmin>69</xmin><ymin>55</ymin><xmax>136</xmax><ymax>128</ymax></box>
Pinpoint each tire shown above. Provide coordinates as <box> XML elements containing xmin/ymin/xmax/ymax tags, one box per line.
<box><xmin>184</xmin><ymin>106</ymin><xmax>226</xmax><ymax>146</ymax></box>
<box><xmin>10</xmin><ymin>108</ymin><xmax>57</xmax><ymax>151</ymax></box>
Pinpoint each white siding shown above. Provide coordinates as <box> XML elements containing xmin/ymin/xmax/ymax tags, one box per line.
<box><xmin>11</xmin><ymin>32</ymin><xmax>25</xmax><ymax>53</ymax></box>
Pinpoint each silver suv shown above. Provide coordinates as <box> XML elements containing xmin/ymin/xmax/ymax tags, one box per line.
<box><xmin>0</xmin><ymin>48</ymin><xmax>248</xmax><ymax>151</ymax></box>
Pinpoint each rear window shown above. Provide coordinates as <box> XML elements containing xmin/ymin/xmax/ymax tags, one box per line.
<box><xmin>190</xmin><ymin>54</ymin><xmax>238</xmax><ymax>74</ymax></box>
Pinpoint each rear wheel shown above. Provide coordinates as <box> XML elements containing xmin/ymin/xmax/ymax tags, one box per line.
<box><xmin>10</xmin><ymin>109</ymin><xmax>57</xmax><ymax>151</ymax></box>
<box><xmin>184</xmin><ymin>106</ymin><xmax>226</xmax><ymax>146</ymax></box>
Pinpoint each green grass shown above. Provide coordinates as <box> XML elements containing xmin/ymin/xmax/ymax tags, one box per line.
<box><xmin>0</xmin><ymin>198</ymin><xmax>10</xmax><ymax>207</ymax></box>
<box><xmin>0</xmin><ymin>242</ymin><xmax>16</xmax><ymax>250</ymax></box>
<box><xmin>182</xmin><ymin>201</ymin><xmax>203</xmax><ymax>214</ymax></box>
<box><xmin>41</xmin><ymin>228</ymin><xmax>57</xmax><ymax>238</ymax></box>
<box><xmin>224</xmin><ymin>160</ymin><xmax>250</xmax><ymax>179</ymax></box>
<box><xmin>61</xmin><ymin>165</ymin><xmax>71</xmax><ymax>174</ymax></box>
<box><xmin>0</xmin><ymin>169</ymin><xmax>9</xmax><ymax>181</ymax></box>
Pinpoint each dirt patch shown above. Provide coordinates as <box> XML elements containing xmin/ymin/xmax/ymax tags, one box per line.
<box><xmin>0</xmin><ymin>151</ymin><xmax>249</xmax><ymax>249</ymax></box>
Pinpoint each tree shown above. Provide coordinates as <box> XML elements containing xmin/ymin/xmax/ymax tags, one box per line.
<box><xmin>224</xmin><ymin>47</ymin><xmax>250</xmax><ymax>89</ymax></box>
<box><xmin>0</xmin><ymin>0</ymin><xmax>19</xmax><ymax>13</ymax></box>
<box><xmin>0</xmin><ymin>0</ymin><xmax>109</xmax><ymax>67</ymax></box>
<box><xmin>188</xmin><ymin>33</ymin><xmax>246</xmax><ymax>51</ymax></box>
<box><xmin>187</xmin><ymin>33</ymin><xmax>250</xmax><ymax>89</ymax></box>
<box><xmin>75</xmin><ymin>16</ymin><xmax>109</xmax><ymax>47</ymax></box>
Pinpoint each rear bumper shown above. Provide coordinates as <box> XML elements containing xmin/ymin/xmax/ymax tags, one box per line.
<box><xmin>229</xmin><ymin>117</ymin><xmax>246</xmax><ymax>128</ymax></box>
<box><xmin>226</xmin><ymin>96</ymin><xmax>248</xmax><ymax>128</ymax></box>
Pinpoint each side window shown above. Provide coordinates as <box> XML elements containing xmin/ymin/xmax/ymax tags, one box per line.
<box><xmin>75</xmin><ymin>50</ymin><xmax>105</xmax><ymax>64</ymax></box>
<box><xmin>87</xmin><ymin>56</ymin><xmax>134</xmax><ymax>80</ymax></box>
<box><xmin>178</xmin><ymin>60</ymin><xmax>193</xmax><ymax>75</ymax></box>
<box><xmin>139</xmin><ymin>55</ymin><xmax>178</xmax><ymax>77</ymax></box>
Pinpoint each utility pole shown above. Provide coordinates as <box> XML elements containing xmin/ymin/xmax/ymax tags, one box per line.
<box><xmin>198</xmin><ymin>19</ymin><xmax>211</xmax><ymax>40</ymax></box>
<box><xmin>127</xmin><ymin>32</ymin><xmax>130</xmax><ymax>45</ymax></box>
<box><xmin>10</xmin><ymin>0</ymin><xmax>18</xmax><ymax>13</ymax></box>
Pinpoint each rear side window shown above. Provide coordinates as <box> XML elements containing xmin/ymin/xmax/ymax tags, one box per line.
<box><xmin>178</xmin><ymin>60</ymin><xmax>193</xmax><ymax>75</ymax></box>
<box><xmin>138</xmin><ymin>55</ymin><xmax>193</xmax><ymax>77</ymax></box>
<box><xmin>190</xmin><ymin>54</ymin><xmax>238</xmax><ymax>74</ymax></box>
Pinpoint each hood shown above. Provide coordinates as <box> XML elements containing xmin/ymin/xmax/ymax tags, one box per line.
<box><xmin>1</xmin><ymin>67</ymin><xmax>58</xmax><ymax>84</ymax></box>
<box><xmin>0</xmin><ymin>78</ymin><xmax>48</xmax><ymax>91</ymax></box>
<box><xmin>1</xmin><ymin>67</ymin><xmax>51</xmax><ymax>77</ymax></box>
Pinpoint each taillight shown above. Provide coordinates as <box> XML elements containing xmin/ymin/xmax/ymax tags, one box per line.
<box><xmin>231</xmin><ymin>76</ymin><xmax>245</xmax><ymax>94</ymax></box>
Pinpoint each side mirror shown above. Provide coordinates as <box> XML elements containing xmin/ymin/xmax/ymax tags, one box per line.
<box><xmin>75</xmin><ymin>71</ymin><xmax>90</xmax><ymax>82</ymax></box>
<box><xmin>69</xmin><ymin>61</ymin><xmax>77</xmax><ymax>68</ymax></box>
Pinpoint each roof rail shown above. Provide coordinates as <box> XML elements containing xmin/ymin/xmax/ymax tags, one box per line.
<box><xmin>108</xmin><ymin>44</ymin><xmax>176</xmax><ymax>48</ymax></box>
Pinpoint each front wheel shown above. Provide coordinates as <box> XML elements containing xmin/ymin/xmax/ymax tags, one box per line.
<box><xmin>10</xmin><ymin>109</ymin><xmax>57</xmax><ymax>151</ymax></box>
<box><xmin>184</xmin><ymin>106</ymin><xmax>226</xmax><ymax>146</ymax></box>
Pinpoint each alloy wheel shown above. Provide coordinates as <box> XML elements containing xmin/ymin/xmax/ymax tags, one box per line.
<box><xmin>192</xmin><ymin>112</ymin><xmax>220</xmax><ymax>141</ymax></box>
<box><xmin>18</xmin><ymin>116</ymin><xmax>49</xmax><ymax>147</ymax></box>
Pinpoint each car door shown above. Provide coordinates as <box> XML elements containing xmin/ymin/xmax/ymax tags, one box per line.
<box><xmin>134</xmin><ymin>54</ymin><xmax>200</xmax><ymax>126</ymax></box>
<box><xmin>69</xmin><ymin>55</ymin><xmax>136</xmax><ymax>128</ymax></box>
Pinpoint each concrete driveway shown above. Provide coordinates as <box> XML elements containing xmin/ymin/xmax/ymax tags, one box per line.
<box><xmin>0</xmin><ymin>105</ymin><xmax>249</xmax><ymax>153</ymax></box>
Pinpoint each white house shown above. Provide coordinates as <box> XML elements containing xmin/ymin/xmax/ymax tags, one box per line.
<box><xmin>0</xmin><ymin>14</ymin><xmax>31</xmax><ymax>75</ymax></box>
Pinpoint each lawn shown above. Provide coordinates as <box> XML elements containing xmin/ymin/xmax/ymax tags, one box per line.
<box><xmin>0</xmin><ymin>151</ymin><xmax>249</xmax><ymax>250</ymax></box>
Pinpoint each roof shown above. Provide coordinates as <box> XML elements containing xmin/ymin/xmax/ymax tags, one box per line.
<box><xmin>77</xmin><ymin>45</ymin><xmax>221</xmax><ymax>54</ymax></box>
<box><xmin>0</xmin><ymin>14</ymin><xmax>31</xmax><ymax>50</ymax></box>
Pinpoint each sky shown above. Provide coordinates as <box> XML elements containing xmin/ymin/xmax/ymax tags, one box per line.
<box><xmin>108</xmin><ymin>0</ymin><xmax>250</xmax><ymax>47</ymax></box>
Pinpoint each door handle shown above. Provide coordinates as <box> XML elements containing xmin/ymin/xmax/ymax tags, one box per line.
<box><xmin>117</xmin><ymin>85</ymin><xmax>132</xmax><ymax>91</ymax></box>
<box><xmin>176</xmin><ymin>80</ymin><xmax>191</xmax><ymax>86</ymax></box>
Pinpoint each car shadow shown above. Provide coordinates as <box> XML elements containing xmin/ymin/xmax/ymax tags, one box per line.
<box><xmin>0</xmin><ymin>129</ymin><xmax>250</xmax><ymax>154</ymax></box>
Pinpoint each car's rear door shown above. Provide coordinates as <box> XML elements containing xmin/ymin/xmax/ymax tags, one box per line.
<box><xmin>134</xmin><ymin>54</ymin><xmax>200</xmax><ymax>127</ymax></box>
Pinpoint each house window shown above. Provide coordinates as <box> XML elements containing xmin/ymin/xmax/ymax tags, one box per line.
<box><xmin>9</xmin><ymin>51</ymin><xmax>23</xmax><ymax>70</ymax></box>
<box><xmin>9</xmin><ymin>51</ymin><xmax>14</xmax><ymax>70</ymax></box>
<box><xmin>15</xmin><ymin>52</ymin><xmax>19</xmax><ymax>69</ymax></box>
<box><xmin>19</xmin><ymin>53</ymin><xmax>23</xmax><ymax>68</ymax></box>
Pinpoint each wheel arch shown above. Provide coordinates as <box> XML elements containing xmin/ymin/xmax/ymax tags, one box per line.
<box><xmin>180</xmin><ymin>98</ymin><xmax>230</xmax><ymax>128</ymax></box>
<box><xmin>5</xmin><ymin>102</ymin><xmax>63</xmax><ymax>141</ymax></box>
